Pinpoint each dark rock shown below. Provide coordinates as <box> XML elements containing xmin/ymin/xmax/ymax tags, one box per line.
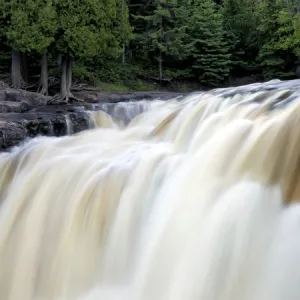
<box><xmin>0</xmin><ymin>88</ymin><xmax>183</xmax><ymax>151</ymax></box>
<box><xmin>0</xmin><ymin>88</ymin><xmax>51</xmax><ymax>105</ymax></box>
<box><xmin>73</xmin><ymin>90</ymin><xmax>184</xmax><ymax>103</ymax></box>
<box><xmin>0</xmin><ymin>101</ymin><xmax>30</xmax><ymax>113</ymax></box>
<box><xmin>0</xmin><ymin>81</ymin><xmax>9</xmax><ymax>90</ymax></box>
<box><xmin>0</xmin><ymin>120</ymin><xmax>27</xmax><ymax>150</ymax></box>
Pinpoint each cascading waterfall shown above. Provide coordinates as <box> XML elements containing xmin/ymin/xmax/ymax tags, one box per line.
<box><xmin>64</xmin><ymin>113</ymin><xmax>74</xmax><ymax>135</ymax></box>
<box><xmin>1</xmin><ymin>79</ymin><xmax>300</xmax><ymax>300</ymax></box>
<box><xmin>93</xmin><ymin>100</ymin><xmax>153</xmax><ymax>125</ymax></box>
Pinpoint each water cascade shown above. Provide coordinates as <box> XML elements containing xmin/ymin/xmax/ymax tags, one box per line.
<box><xmin>64</xmin><ymin>113</ymin><xmax>74</xmax><ymax>135</ymax></box>
<box><xmin>92</xmin><ymin>100</ymin><xmax>153</xmax><ymax>125</ymax></box>
<box><xmin>1</xmin><ymin>79</ymin><xmax>300</xmax><ymax>300</ymax></box>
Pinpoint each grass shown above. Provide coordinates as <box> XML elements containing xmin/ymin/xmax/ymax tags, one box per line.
<box><xmin>96</xmin><ymin>82</ymin><xmax>130</xmax><ymax>91</ymax></box>
<box><xmin>94</xmin><ymin>79</ymin><xmax>155</xmax><ymax>92</ymax></box>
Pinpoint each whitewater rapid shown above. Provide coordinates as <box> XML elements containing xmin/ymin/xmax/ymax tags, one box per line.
<box><xmin>1</xmin><ymin>79</ymin><xmax>300</xmax><ymax>300</ymax></box>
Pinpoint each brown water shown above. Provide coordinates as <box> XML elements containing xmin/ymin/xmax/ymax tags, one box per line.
<box><xmin>1</xmin><ymin>79</ymin><xmax>300</xmax><ymax>300</ymax></box>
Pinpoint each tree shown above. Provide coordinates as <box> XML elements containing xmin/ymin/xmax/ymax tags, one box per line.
<box><xmin>118</xmin><ymin>0</ymin><xmax>133</xmax><ymax>63</ymax></box>
<box><xmin>3</xmin><ymin>0</ymin><xmax>57</xmax><ymax>90</ymax></box>
<box><xmin>256</xmin><ymin>0</ymin><xmax>295</xmax><ymax>79</ymax></box>
<box><xmin>53</xmin><ymin>0</ymin><xmax>122</xmax><ymax>102</ymax></box>
<box><xmin>133</xmin><ymin>0</ymin><xmax>188</xmax><ymax>80</ymax></box>
<box><xmin>222</xmin><ymin>0</ymin><xmax>261</xmax><ymax>76</ymax></box>
<box><xmin>188</xmin><ymin>0</ymin><xmax>231</xmax><ymax>86</ymax></box>
<box><xmin>276</xmin><ymin>0</ymin><xmax>300</xmax><ymax>76</ymax></box>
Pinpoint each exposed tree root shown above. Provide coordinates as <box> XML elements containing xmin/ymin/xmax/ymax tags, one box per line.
<box><xmin>46</xmin><ymin>91</ymin><xmax>84</xmax><ymax>105</ymax></box>
<box><xmin>37</xmin><ymin>85</ymin><xmax>48</xmax><ymax>96</ymax></box>
<box><xmin>12</xmin><ymin>81</ymin><xmax>37</xmax><ymax>91</ymax></box>
<box><xmin>23</xmin><ymin>83</ymin><xmax>38</xmax><ymax>90</ymax></box>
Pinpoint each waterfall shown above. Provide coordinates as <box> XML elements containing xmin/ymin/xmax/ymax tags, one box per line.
<box><xmin>91</xmin><ymin>100</ymin><xmax>160</xmax><ymax>126</ymax></box>
<box><xmin>64</xmin><ymin>114</ymin><xmax>74</xmax><ymax>135</ymax></box>
<box><xmin>1</xmin><ymin>79</ymin><xmax>300</xmax><ymax>300</ymax></box>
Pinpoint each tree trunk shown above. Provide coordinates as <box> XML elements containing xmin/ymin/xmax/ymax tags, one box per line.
<box><xmin>159</xmin><ymin>51</ymin><xmax>163</xmax><ymax>81</ymax></box>
<box><xmin>11</xmin><ymin>50</ymin><xmax>24</xmax><ymax>89</ymax></box>
<box><xmin>60</xmin><ymin>55</ymin><xmax>68</xmax><ymax>97</ymax></box>
<box><xmin>159</xmin><ymin>15</ymin><xmax>163</xmax><ymax>82</ymax></box>
<box><xmin>21</xmin><ymin>53</ymin><xmax>28</xmax><ymax>84</ymax></box>
<box><xmin>57</xmin><ymin>54</ymin><xmax>62</xmax><ymax>67</ymax></box>
<box><xmin>122</xmin><ymin>42</ymin><xmax>126</xmax><ymax>64</ymax></box>
<box><xmin>52</xmin><ymin>55</ymin><xmax>81</xmax><ymax>103</ymax></box>
<box><xmin>66</xmin><ymin>56</ymin><xmax>73</xmax><ymax>92</ymax></box>
<box><xmin>39</xmin><ymin>53</ymin><xmax>48</xmax><ymax>95</ymax></box>
<box><xmin>121</xmin><ymin>0</ymin><xmax>126</xmax><ymax>64</ymax></box>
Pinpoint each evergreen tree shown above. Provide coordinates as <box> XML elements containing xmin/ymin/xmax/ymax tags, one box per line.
<box><xmin>134</xmin><ymin>0</ymin><xmax>188</xmax><ymax>80</ymax></box>
<box><xmin>257</xmin><ymin>0</ymin><xmax>295</xmax><ymax>79</ymax></box>
<box><xmin>222</xmin><ymin>0</ymin><xmax>261</xmax><ymax>76</ymax></box>
<box><xmin>129</xmin><ymin>0</ymin><xmax>155</xmax><ymax>63</ymax></box>
<box><xmin>53</xmin><ymin>0</ymin><xmax>121</xmax><ymax>101</ymax></box>
<box><xmin>118</xmin><ymin>0</ymin><xmax>133</xmax><ymax>63</ymax></box>
<box><xmin>3</xmin><ymin>0</ymin><xmax>57</xmax><ymax>90</ymax></box>
<box><xmin>188</xmin><ymin>0</ymin><xmax>230</xmax><ymax>86</ymax></box>
<box><xmin>2</xmin><ymin>0</ymin><xmax>300</xmax><ymax>90</ymax></box>
<box><xmin>276</xmin><ymin>0</ymin><xmax>300</xmax><ymax>76</ymax></box>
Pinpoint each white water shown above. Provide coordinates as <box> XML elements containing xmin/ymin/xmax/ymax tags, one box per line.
<box><xmin>64</xmin><ymin>114</ymin><xmax>74</xmax><ymax>135</ymax></box>
<box><xmin>1</xmin><ymin>79</ymin><xmax>300</xmax><ymax>300</ymax></box>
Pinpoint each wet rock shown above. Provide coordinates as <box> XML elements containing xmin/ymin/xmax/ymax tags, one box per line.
<box><xmin>0</xmin><ymin>88</ymin><xmax>183</xmax><ymax>151</ymax></box>
<box><xmin>0</xmin><ymin>101</ymin><xmax>30</xmax><ymax>113</ymax></box>
<box><xmin>73</xmin><ymin>90</ymin><xmax>184</xmax><ymax>103</ymax></box>
<box><xmin>0</xmin><ymin>107</ymin><xmax>90</xmax><ymax>151</ymax></box>
<box><xmin>0</xmin><ymin>120</ymin><xmax>27</xmax><ymax>150</ymax></box>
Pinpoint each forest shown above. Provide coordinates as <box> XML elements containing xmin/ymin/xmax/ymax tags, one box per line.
<box><xmin>1</xmin><ymin>0</ymin><xmax>300</xmax><ymax>99</ymax></box>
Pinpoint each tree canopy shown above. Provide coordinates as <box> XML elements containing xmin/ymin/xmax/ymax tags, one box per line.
<box><xmin>0</xmin><ymin>0</ymin><xmax>300</xmax><ymax>94</ymax></box>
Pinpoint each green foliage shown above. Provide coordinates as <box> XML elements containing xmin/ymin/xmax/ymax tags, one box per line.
<box><xmin>94</xmin><ymin>79</ymin><xmax>153</xmax><ymax>91</ymax></box>
<box><xmin>72</xmin><ymin>64</ymin><xmax>96</xmax><ymax>83</ymax></box>
<box><xmin>274</xmin><ymin>6</ymin><xmax>300</xmax><ymax>56</ymax></box>
<box><xmin>3</xmin><ymin>0</ymin><xmax>57</xmax><ymax>53</ymax></box>
<box><xmin>95</xmin><ymin>61</ymin><xmax>145</xmax><ymax>83</ymax></box>
<box><xmin>117</xmin><ymin>0</ymin><xmax>133</xmax><ymax>46</ymax></box>
<box><xmin>132</xmin><ymin>0</ymin><xmax>189</xmax><ymax>76</ymax></box>
<box><xmin>188</xmin><ymin>0</ymin><xmax>231</xmax><ymax>85</ymax></box>
<box><xmin>256</xmin><ymin>0</ymin><xmax>297</xmax><ymax>79</ymax></box>
<box><xmin>2</xmin><ymin>0</ymin><xmax>300</xmax><ymax>90</ymax></box>
<box><xmin>222</xmin><ymin>0</ymin><xmax>261</xmax><ymax>74</ymax></box>
<box><xmin>53</xmin><ymin>0</ymin><xmax>121</xmax><ymax>58</ymax></box>
<box><xmin>94</xmin><ymin>81</ymin><xmax>131</xmax><ymax>91</ymax></box>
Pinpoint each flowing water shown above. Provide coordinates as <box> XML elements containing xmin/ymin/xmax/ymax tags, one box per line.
<box><xmin>1</xmin><ymin>79</ymin><xmax>300</xmax><ymax>300</ymax></box>
<box><xmin>64</xmin><ymin>114</ymin><xmax>74</xmax><ymax>135</ymax></box>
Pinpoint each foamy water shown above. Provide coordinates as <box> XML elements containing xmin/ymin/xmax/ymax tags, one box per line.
<box><xmin>1</xmin><ymin>79</ymin><xmax>300</xmax><ymax>300</ymax></box>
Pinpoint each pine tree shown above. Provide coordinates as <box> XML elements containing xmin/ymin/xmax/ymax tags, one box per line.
<box><xmin>188</xmin><ymin>0</ymin><xmax>230</xmax><ymax>86</ymax></box>
<box><xmin>118</xmin><ymin>0</ymin><xmax>133</xmax><ymax>63</ymax></box>
<box><xmin>134</xmin><ymin>0</ymin><xmax>188</xmax><ymax>80</ymax></box>
<box><xmin>222</xmin><ymin>0</ymin><xmax>261</xmax><ymax>75</ymax></box>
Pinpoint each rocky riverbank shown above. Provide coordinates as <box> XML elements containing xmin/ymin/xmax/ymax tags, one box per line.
<box><xmin>0</xmin><ymin>86</ymin><xmax>184</xmax><ymax>151</ymax></box>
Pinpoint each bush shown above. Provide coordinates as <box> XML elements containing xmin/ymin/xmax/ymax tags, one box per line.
<box><xmin>95</xmin><ymin>62</ymin><xmax>146</xmax><ymax>83</ymax></box>
<box><xmin>72</xmin><ymin>64</ymin><xmax>95</xmax><ymax>83</ymax></box>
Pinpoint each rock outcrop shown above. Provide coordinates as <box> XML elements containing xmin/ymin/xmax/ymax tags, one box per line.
<box><xmin>0</xmin><ymin>86</ymin><xmax>184</xmax><ymax>151</ymax></box>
